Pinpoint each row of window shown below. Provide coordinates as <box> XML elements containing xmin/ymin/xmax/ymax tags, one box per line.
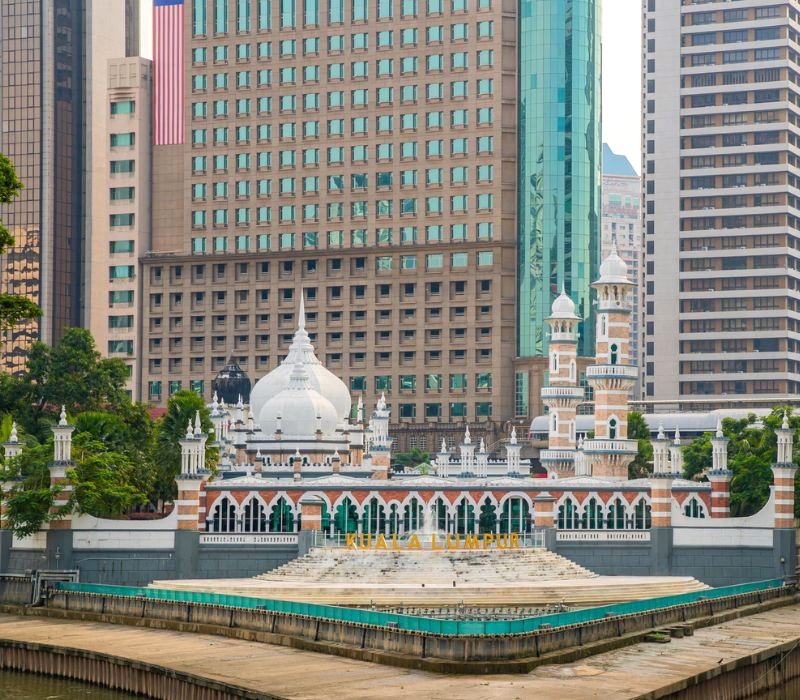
<box><xmin>191</xmin><ymin>80</ymin><xmax>496</xmax><ymax>117</ymax></box>
<box><xmin>190</xmin><ymin>109</ymin><xmax>495</xmax><ymax>143</ymax></box>
<box><xmin>191</xmin><ymin>167</ymin><xmax>495</xmax><ymax>198</ymax></box>
<box><xmin>192</xmin><ymin>0</ymin><xmax>493</xmax><ymax>37</ymax></box>
<box><xmin>351</xmin><ymin>373</ymin><xmax>492</xmax><ymax>391</ymax></box>
<box><xmin>190</xmin><ymin>194</ymin><xmax>496</xmax><ymax>227</ymax></box>
<box><xmin>190</xmin><ymin>224</ymin><xmax>494</xmax><ymax>252</ymax></box>
<box><xmin>192</xmin><ymin>51</ymin><xmax>495</xmax><ymax>90</ymax></box>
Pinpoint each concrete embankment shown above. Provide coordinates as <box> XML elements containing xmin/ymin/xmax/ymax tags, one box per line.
<box><xmin>2</xmin><ymin>609</ymin><xmax>800</xmax><ymax>699</ymax></box>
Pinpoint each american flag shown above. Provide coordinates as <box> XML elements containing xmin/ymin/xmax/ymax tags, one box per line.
<box><xmin>153</xmin><ymin>0</ymin><xmax>185</xmax><ymax>145</ymax></box>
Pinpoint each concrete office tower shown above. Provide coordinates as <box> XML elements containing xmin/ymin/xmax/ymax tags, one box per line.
<box><xmin>0</xmin><ymin>0</ymin><xmax>138</xmax><ymax>374</ymax></box>
<box><xmin>643</xmin><ymin>1</ymin><xmax>800</xmax><ymax>407</ymax></box>
<box><xmin>143</xmin><ymin>0</ymin><xmax>521</xmax><ymax>449</ymax></box>
<box><xmin>86</xmin><ymin>58</ymin><xmax>152</xmax><ymax>400</ymax></box>
<box><xmin>601</xmin><ymin>143</ymin><xmax>642</xmax><ymax>394</ymax></box>
<box><xmin>517</xmin><ymin>0</ymin><xmax>602</xmax><ymax>360</ymax></box>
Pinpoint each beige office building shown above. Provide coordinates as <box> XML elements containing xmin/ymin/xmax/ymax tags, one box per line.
<box><xmin>143</xmin><ymin>0</ymin><xmax>520</xmax><ymax>449</ymax></box>
<box><xmin>643</xmin><ymin>0</ymin><xmax>800</xmax><ymax>408</ymax></box>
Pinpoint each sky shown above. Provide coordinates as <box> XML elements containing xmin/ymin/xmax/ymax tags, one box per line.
<box><xmin>139</xmin><ymin>0</ymin><xmax>642</xmax><ymax>171</ymax></box>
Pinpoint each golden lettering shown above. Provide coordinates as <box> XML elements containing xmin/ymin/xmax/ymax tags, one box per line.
<box><xmin>510</xmin><ymin>533</ymin><xmax>519</xmax><ymax>548</ymax></box>
<box><xmin>430</xmin><ymin>534</ymin><xmax>442</xmax><ymax>551</ymax></box>
<box><xmin>464</xmin><ymin>534</ymin><xmax>479</xmax><ymax>550</ymax></box>
<box><xmin>358</xmin><ymin>534</ymin><xmax>371</xmax><ymax>550</ymax></box>
<box><xmin>407</xmin><ymin>534</ymin><xmax>421</xmax><ymax>550</ymax></box>
<box><xmin>446</xmin><ymin>533</ymin><xmax>461</xmax><ymax>549</ymax></box>
<box><xmin>345</xmin><ymin>534</ymin><xmax>357</xmax><ymax>550</ymax></box>
<box><xmin>482</xmin><ymin>534</ymin><xmax>495</xmax><ymax>549</ymax></box>
<box><xmin>391</xmin><ymin>534</ymin><xmax>400</xmax><ymax>550</ymax></box>
<box><xmin>375</xmin><ymin>534</ymin><xmax>388</xmax><ymax>550</ymax></box>
<box><xmin>497</xmin><ymin>534</ymin><xmax>508</xmax><ymax>549</ymax></box>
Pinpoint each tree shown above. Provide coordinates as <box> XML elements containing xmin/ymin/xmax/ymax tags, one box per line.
<box><xmin>26</xmin><ymin>328</ymin><xmax>129</xmax><ymax>412</ymax></box>
<box><xmin>0</xmin><ymin>153</ymin><xmax>41</xmax><ymax>331</ymax></box>
<box><xmin>627</xmin><ymin>411</ymin><xmax>653</xmax><ymax>479</ymax></box>
<box><xmin>0</xmin><ymin>441</ymin><xmax>68</xmax><ymax>537</ymax></box>
<box><xmin>392</xmin><ymin>447</ymin><xmax>431</xmax><ymax>472</ymax></box>
<box><xmin>152</xmin><ymin>390</ymin><xmax>218</xmax><ymax>503</ymax></box>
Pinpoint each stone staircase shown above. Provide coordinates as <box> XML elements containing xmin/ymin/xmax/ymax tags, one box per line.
<box><xmin>153</xmin><ymin>546</ymin><xmax>708</xmax><ymax>608</ymax></box>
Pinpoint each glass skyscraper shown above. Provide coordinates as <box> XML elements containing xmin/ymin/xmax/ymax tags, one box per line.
<box><xmin>517</xmin><ymin>0</ymin><xmax>601</xmax><ymax>358</ymax></box>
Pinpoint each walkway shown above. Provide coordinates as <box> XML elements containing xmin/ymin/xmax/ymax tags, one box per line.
<box><xmin>2</xmin><ymin>606</ymin><xmax>800</xmax><ymax>698</ymax></box>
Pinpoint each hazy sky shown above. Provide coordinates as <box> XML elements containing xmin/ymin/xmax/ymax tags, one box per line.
<box><xmin>139</xmin><ymin>0</ymin><xmax>642</xmax><ymax>171</ymax></box>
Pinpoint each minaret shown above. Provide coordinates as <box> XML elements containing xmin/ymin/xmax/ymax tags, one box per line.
<box><xmin>539</xmin><ymin>288</ymin><xmax>584</xmax><ymax>477</ymax></box>
<box><xmin>652</xmin><ymin>424</ymin><xmax>671</xmax><ymax>475</ymax></box>
<box><xmin>176</xmin><ymin>411</ymin><xmax>209</xmax><ymax>532</ymax></box>
<box><xmin>476</xmin><ymin>438</ymin><xmax>488</xmax><ymax>478</ymax></box>
<box><xmin>369</xmin><ymin>393</ymin><xmax>392</xmax><ymax>478</ymax></box>
<box><xmin>583</xmin><ymin>242</ymin><xmax>639</xmax><ymax>479</ymax></box>
<box><xmin>2</xmin><ymin>421</ymin><xmax>22</xmax><ymax>461</ymax></box>
<box><xmin>708</xmin><ymin>420</ymin><xmax>732</xmax><ymax>518</ymax></box>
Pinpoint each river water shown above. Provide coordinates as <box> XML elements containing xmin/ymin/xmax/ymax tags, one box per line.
<box><xmin>0</xmin><ymin>671</ymin><xmax>138</xmax><ymax>699</ymax></box>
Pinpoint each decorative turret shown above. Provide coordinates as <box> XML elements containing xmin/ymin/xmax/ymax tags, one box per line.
<box><xmin>583</xmin><ymin>242</ymin><xmax>638</xmax><ymax>479</ymax></box>
<box><xmin>652</xmin><ymin>424</ymin><xmax>671</xmax><ymax>474</ymax></box>
<box><xmin>476</xmin><ymin>438</ymin><xmax>488</xmax><ymax>478</ymax></box>
<box><xmin>2</xmin><ymin>421</ymin><xmax>22</xmax><ymax>461</ymax></box>
<box><xmin>668</xmin><ymin>428</ymin><xmax>684</xmax><ymax>477</ymax></box>
<box><xmin>369</xmin><ymin>393</ymin><xmax>392</xmax><ymax>478</ymax></box>
<box><xmin>505</xmin><ymin>426</ymin><xmax>522</xmax><ymax>476</ymax></box>
<box><xmin>49</xmin><ymin>407</ymin><xmax>75</xmax><ymax>530</ymax></box>
<box><xmin>540</xmin><ymin>288</ymin><xmax>585</xmax><ymax>478</ymax></box>
<box><xmin>772</xmin><ymin>412</ymin><xmax>797</xmax><ymax>530</ymax></box>
<box><xmin>708</xmin><ymin>420</ymin><xmax>732</xmax><ymax>518</ymax></box>
<box><xmin>459</xmin><ymin>425</ymin><xmax>475</xmax><ymax>476</ymax></box>
<box><xmin>436</xmin><ymin>438</ymin><xmax>450</xmax><ymax>477</ymax></box>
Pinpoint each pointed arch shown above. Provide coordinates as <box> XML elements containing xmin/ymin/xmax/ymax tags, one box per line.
<box><xmin>556</xmin><ymin>495</ymin><xmax>581</xmax><ymax>529</ymax></box>
<box><xmin>683</xmin><ymin>496</ymin><xmax>706</xmax><ymax>519</ymax></box>
<box><xmin>209</xmin><ymin>496</ymin><xmax>237</xmax><ymax>533</ymax></box>
<box><xmin>242</xmin><ymin>494</ymin><xmax>269</xmax><ymax>532</ymax></box>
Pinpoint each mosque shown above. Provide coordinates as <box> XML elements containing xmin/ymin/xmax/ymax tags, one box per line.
<box><xmin>184</xmin><ymin>245</ymin><xmax>724</xmax><ymax>537</ymax></box>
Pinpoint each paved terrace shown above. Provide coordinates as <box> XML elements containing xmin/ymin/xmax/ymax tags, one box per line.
<box><xmin>2</xmin><ymin>605</ymin><xmax>800</xmax><ymax>698</ymax></box>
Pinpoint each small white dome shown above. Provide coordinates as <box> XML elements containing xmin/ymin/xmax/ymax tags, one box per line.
<box><xmin>548</xmin><ymin>287</ymin><xmax>580</xmax><ymax>320</ymax></box>
<box><xmin>250</xmin><ymin>298</ymin><xmax>352</xmax><ymax>423</ymax></box>
<box><xmin>595</xmin><ymin>241</ymin><xmax>631</xmax><ymax>285</ymax></box>
<box><xmin>258</xmin><ymin>362</ymin><xmax>340</xmax><ymax>437</ymax></box>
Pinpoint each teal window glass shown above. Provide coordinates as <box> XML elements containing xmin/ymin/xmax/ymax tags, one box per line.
<box><xmin>109</xmin><ymin>240</ymin><xmax>134</xmax><ymax>254</ymax></box>
<box><xmin>281</xmin><ymin>0</ymin><xmax>295</xmax><ymax>27</ymax></box>
<box><xmin>352</xmin><ymin>0</ymin><xmax>368</xmax><ymax>20</ymax></box>
<box><xmin>110</xmin><ymin>213</ymin><xmax>134</xmax><ymax>227</ymax></box>
<box><xmin>110</xmin><ymin>160</ymin><xmax>134</xmax><ymax>174</ymax></box>
<box><xmin>110</xmin><ymin>187</ymin><xmax>135</xmax><ymax>201</ymax></box>
<box><xmin>476</xmin><ymin>372</ymin><xmax>492</xmax><ymax>389</ymax></box>
<box><xmin>110</xmin><ymin>100</ymin><xmax>135</xmax><ymax>115</ymax></box>
<box><xmin>449</xmin><ymin>402</ymin><xmax>467</xmax><ymax>418</ymax></box>
<box><xmin>258</xmin><ymin>0</ymin><xmax>272</xmax><ymax>29</ymax></box>
<box><xmin>476</xmin><ymin>402</ymin><xmax>492</xmax><ymax>418</ymax></box>
<box><xmin>214</xmin><ymin>0</ymin><xmax>228</xmax><ymax>32</ymax></box>
<box><xmin>193</xmin><ymin>0</ymin><xmax>208</xmax><ymax>34</ymax></box>
<box><xmin>304</xmin><ymin>0</ymin><xmax>319</xmax><ymax>24</ymax></box>
<box><xmin>425</xmin><ymin>374</ymin><xmax>442</xmax><ymax>390</ymax></box>
<box><xmin>237</xmin><ymin>0</ymin><xmax>250</xmax><ymax>30</ymax></box>
<box><xmin>110</xmin><ymin>133</ymin><xmax>135</xmax><ymax>147</ymax></box>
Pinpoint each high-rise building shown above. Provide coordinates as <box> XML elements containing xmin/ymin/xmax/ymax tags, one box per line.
<box><xmin>0</xmin><ymin>0</ymin><xmax>139</xmax><ymax>374</ymax></box>
<box><xmin>142</xmin><ymin>0</ymin><xmax>602</xmax><ymax>447</ymax></box>
<box><xmin>601</xmin><ymin>143</ymin><xmax>641</xmax><ymax>392</ymax></box>
<box><xmin>643</xmin><ymin>0</ymin><xmax>800</xmax><ymax>408</ymax></box>
<box><xmin>517</xmin><ymin>0</ymin><xmax>602</xmax><ymax>360</ymax></box>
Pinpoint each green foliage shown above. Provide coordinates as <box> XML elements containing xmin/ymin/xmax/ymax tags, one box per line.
<box><xmin>0</xmin><ymin>152</ymin><xmax>41</xmax><ymax>330</ymax></box>
<box><xmin>152</xmin><ymin>390</ymin><xmax>217</xmax><ymax>502</ymax></box>
<box><xmin>393</xmin><ymin>448</ymin><xmax>431</xmax><ymax>472</ymax></box>
<box><xmin>0</xmin><ymin>442</ymin><xmax>68</xmax><ymax>537</ymax></box>
<box><xmin>27</xmin><ymin>328</ymin><xmax>129</xmax><ymax>411</ymax></box>
<box><xmin>681</xmin><ymin>407</ymin><xmax>800</xmax><ymax>517</ymax></box>
<box><xmin>627</xmin><ymin>411</ymin><xmax>653</xmax><ymax>479</ymax></box>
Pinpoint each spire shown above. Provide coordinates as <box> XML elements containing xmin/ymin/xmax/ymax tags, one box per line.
<box><xmin>357</xmin><ymin>395</ymin><xmax>364</xmax><ymax>423</ymax></box>
<box><xmin>186</xmin><ymin>420</ymin><xmax>194</xmax><ymax>439</ymax></box>
<box><xmin>479</xmin><ymin>437</ymin><xmax>486</xmax><ymax>453</ymax></box>
<box><xmin>211</xmin><ymin>392</ymin><xmax>219</xmax><ymax>414</ymax></box>
<box><xmin>440</xmin><ymin>438</ymin><xmax>448</xmax><ymax>453</ymax></box>
<box><xmin>510</xmin><ymin>425</ymin><xmax>517</xmax><ymax>445</ymax></box>
<box><xmin>610</xmin><ymin>238</ymin><xmax>619</xmax><ymax>257</ymax></box>
<box><xmin>464</xmin><ymin>424</ymin><xmax>471</xmax><ymax>444</ymax></box>
<box><xmin>298</xmin><ymin>292</ymin><xmax>306</xmax><ymax>331</ymax></box>
<box><xmin>194</xmin><ymin>410</ymin><xmax>202</xmax><ymax>436</ymax></box>
<box><xmin>657</xmin><ymin>423</ymin><xmax>665</xmax><ymax>440</ymax></box>
<box><xmin>716</xmin><ymin>419</ymin><xmax>723</xmax><ymax>438</ymax></box>
<box><xmin>236</xmin><ymin>394</ymin><xmax>243</xmax><ymax>410</ymax></box>
<box><xmin>673</xmin><ymin>427</ymin><xmax>681</xmax><ymax>444</ymax></box>
<box><xmin>782</xmin><ymin>411</ymin><xmax>789</xmax><ymax>430</ymax></box>
<box><xmin>9</xmin><ymin>421</ymin><xmax>18</xmax><ymax>443</ymax></box>
<box><xmin>59</xmin><ymin>405</ymin><xmax>68</xmax><ymax>426</ymax></box>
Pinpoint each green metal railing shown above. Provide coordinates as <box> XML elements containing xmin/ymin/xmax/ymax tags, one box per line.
<box><xmin>56</xmin><ymin>578</ymin><xmax>785</xmax><ymax>636</ymax></box>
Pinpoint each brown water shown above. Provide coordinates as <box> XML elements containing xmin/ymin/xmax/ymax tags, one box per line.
<box><xmin>0</xmin><ymin>671</ymin><xmax>139</xmax><ymax>699</ymax></box>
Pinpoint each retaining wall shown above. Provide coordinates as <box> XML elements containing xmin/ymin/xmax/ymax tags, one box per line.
<box><xmin>36</xmin><ymin>584</ymin><xmax>797</xmax><ymax>671</ymax></box>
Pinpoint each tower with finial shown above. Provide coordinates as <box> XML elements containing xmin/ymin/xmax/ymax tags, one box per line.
<box><xmin>505</xmin><ymin>425</ymin><xmax>522</xmax><ymax>475</ymax></box>
<box><xmin>583</xmin><ymin>242</ymin><xmax>638</xmax><ymax>479</ymax></box>
<box><xmin>436</xmin><ymin>438</ymin><xmax>450</xmax><ymax>477</ymax></box>
<box><xmin>49</xmin><ymin>406</ymin><xmax>76</xmax><ymax>531</ymax></box>
<box><xmin>459</xmin><ymin>425</ymin><xmax>475</xmax><ymax>476</ymax></box>
<box><xmin>708</xmin><ymin>419</ymin><xmax>732</xmax><ymax>518</ymax></box>
<box><xmin>368</xmin><ymin>393</ymin><xmax>392</xmax><ymax>478</ymax></box>
<box><xmin>772</xmin><ymin>411</ymin><xmax>797</xmax><ymax>531</ymax></box>
<box><xmin>540</xmin><ymin>287</ymin><xmax>585</xmax><ymax>477</ymax></box>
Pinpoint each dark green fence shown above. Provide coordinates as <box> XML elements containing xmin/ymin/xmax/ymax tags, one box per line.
<box><xmin>56</xmin><ymin>577</ymin><xmax>785</xmax><ymax>636</ymax></box>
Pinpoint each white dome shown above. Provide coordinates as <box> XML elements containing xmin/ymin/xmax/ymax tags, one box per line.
<box><xmin>595</xmin><ymin>241</ymin><xmax>631</xmax><ymax>285</ymax></box>
<box><xmin>250</xmin><ymin>298</ymin><xmax>352</xmax><ymax>423</ymax></box>
<box><xmin>548</xmin><ymin>288</ymin><xmax>579</xmax><ymax>320</ymax></box>
<box><xmin>258</xmin><ymin>362</ymin><xmax>340</xmax><ymax>437</ymax></box>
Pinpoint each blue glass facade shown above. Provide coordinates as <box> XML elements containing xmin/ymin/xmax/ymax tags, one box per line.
<box><xmin>517</xmin><ymin>0</ymin><xmax>601</xmax><ymax>357</ymax></box>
